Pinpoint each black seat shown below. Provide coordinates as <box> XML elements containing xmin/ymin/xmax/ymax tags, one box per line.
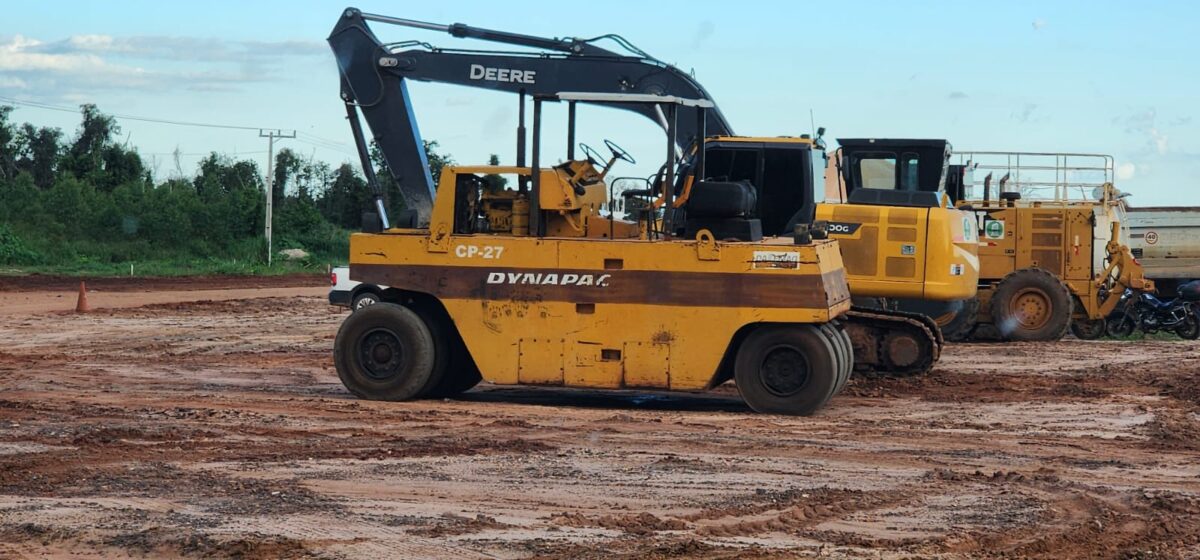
<box><xmin>684</xmin><ymin>180</ymin><xmax>762</xmax><ymax>241</ymax></box>
<box><xmin>1179</xmin><ymin>280</ymin><xmax>1200</xmax><ymax>302</ymax></box>
<box><xmin>687</xmin><ymin>180</ymin><xmax>757</xmax><ymax>217</ymax></box>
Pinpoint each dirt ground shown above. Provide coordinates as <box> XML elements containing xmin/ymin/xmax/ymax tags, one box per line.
<box><xmin>1</xmin><ymin>278</ymin><xmax>1198</xmax><ymax>559</ymax></box>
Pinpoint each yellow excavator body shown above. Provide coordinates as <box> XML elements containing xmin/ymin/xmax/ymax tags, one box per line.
<box><xmin>814</xmin><ymin>202</ymin><xmax>978</xmax><ymax>301</ymax></box>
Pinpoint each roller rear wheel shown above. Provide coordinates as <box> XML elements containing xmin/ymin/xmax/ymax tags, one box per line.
<box><xmin>334</xmin><ymin>303</ymin><xmax>437</xmax><ymax>401</ymax></box>
<box><xmin>820</xmin><ymin>323</ymin><xmax>851</xmax><ymax>394</ymax></box>
<box><xmin>735</xmin><ymin>325</ymin><xmax>839</xmax><ymax>416</ymax></box>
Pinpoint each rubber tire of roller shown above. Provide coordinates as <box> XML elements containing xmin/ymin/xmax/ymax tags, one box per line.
<box><xmin>820</xmin><ymin>323</ymin><xmax>851</xmax><ymax>394</ymax></box>
<box><xmin>735</xmin><ymin>325</ymin><xmax>839</xmax><ymax>416</ymax></box>
<box><xmin>334</xmin><ymin>303</ymin><xmax>437</xmax><ymax>401</ymax></box>
<box><xmin>410</xmin><ymin>306</ymin><xmax>480</xmax><ymax>399</ymax></box>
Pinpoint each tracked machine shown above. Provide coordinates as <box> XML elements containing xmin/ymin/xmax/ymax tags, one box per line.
<box><xmin>327</xmin><ymin>9</ymin><xmax>856</xmax><ymax>415</ymax></box>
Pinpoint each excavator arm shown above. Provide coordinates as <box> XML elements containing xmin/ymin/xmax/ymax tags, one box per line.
<box><xmin>328</xmin><ymin>7</ymin><xmax>732</xmax><ymax>226</ymax></box>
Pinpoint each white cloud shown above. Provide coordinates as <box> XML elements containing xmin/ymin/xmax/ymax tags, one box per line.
<box><xmin>0</xmin><ymin>34</ymin><xmax>111</xmax><ymax>72</ymax></box>
<box><xmin>1149</xmin><ymin>128</ymin><xmax>1168</xmax><ymax>154</ymax></box>
<box><xmin>0</xmin><ymin>75</ymin><xmax>27</xmax><ymax>89</ymax></box>
<box><xmin>60</xmin><ymin>92</ymin><xmax>92</xmax><ymax>104</ymax></box>
<box><xmin>1115</xmin><ymin>108</ymin><xmax>1156</xmax><ymax>134</ymax></box>
<box><xmin>1117</xmin><ymin>162</ymin><xmax>1136</xmax><ymax>180</ymax></box>
<box><xmin>25</xmin><ymin>34</ymin><xmax>326</xmax><ymax>62</ymax></box>
<box><xmin>1113</xmin><ymin>108</ymin><xmax>1173</xmax><ymax>155</ymax></box>
<box><xmin>1032</xmin><ymin>19</ymin><xmax>1047</xmax><ymax>30</ymax></box>
<box><xmin>0</xmin><ymin>33</ymin><xmax>328</xmax><ymax>97</ymax></box>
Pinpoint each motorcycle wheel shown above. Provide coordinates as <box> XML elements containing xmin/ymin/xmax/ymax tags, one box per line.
<box><xmin>1176</xmin><ymin>313</ymin><xmax>1200</xmax><ymax>340</ymax></box>
<box><xmin>1107</xmin><ymin>315</ymin><xmax>1136</xmax><ymax>338</ymax></box>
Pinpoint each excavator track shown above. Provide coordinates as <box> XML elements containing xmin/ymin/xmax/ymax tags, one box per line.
<box><xmin>843</xmin><ymin>306</ymin><xmax>943</xmax><ymax>377</ymax></box>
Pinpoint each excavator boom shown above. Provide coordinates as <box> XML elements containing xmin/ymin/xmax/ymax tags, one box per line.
<box><xmin>328</xmin><ymin>7</ymin><xmax>732</xmax><ymax>225</ymax></box>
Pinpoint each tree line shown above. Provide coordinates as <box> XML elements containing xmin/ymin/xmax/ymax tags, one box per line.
<box><xmin>0</xmin><ymin>104</ymin><xmax>459</xmax><ymax>272</ymax></box>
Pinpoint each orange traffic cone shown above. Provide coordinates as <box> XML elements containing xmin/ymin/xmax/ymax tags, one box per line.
<box><xmin>75</xmin><ymin>281</ymin><xmax>90</xmax><ymax>313</ymax></box>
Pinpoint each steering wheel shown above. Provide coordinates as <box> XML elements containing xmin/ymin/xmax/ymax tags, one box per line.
<box><xmin>604</xmin><ymin>139</ymin><xmax>636</xmax><ymax>164</ymax></box>
<box><xmin>579</xmin><ymin>143</ymin><xmax>605</xmax><ymax>165</ymax></box>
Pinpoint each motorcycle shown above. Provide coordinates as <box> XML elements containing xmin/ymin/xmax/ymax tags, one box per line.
<box><xmin>1106</xmin><ymin>281</ymin><xmax>1200</xmax><ymax>339</ymax></box>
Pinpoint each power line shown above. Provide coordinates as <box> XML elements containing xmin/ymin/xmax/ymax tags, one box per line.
<box><xmin>297</xmin><ymin>131</ymin><xmax>351</xmax><ymax>148</ymax></box>
<box><xmin>1</xmin><ymin>94</ymin><xmax>360</xmax><ymax>158</ymax></box>
<box><xmin>140</xmin><ymin>150</ymin><xmax>269</xmax><ymax>157</ymax></box>
<box><xmin>293</xmin><ymin>136</ymin><xmax>357</xmax><ymax>158</ymax></box>
<box><xmin>0</xmin><ymin>94</ymin><xmax>274</xmax><ymax>131</ymax></box>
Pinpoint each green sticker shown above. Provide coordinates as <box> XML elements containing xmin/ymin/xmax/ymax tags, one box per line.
<box><xmin>984</xmin><ymin>219</ymin><xmax>1005</xmax><ymax>239</ymax></box>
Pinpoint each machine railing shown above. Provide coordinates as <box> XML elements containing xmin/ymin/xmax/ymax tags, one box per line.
<box><xmin>954</xmin><ymin>151</ymin><xmax>1115</xmax><ymax>203</ymax></box>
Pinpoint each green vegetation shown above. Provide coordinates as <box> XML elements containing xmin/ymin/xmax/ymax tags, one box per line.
<box><xmin>0</xmin><ymin>104</ymin><xmax>473</xmax><ymax>277</ymax></box>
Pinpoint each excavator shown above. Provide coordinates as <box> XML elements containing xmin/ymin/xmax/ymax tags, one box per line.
<box><xmin>327</xmin><ymin>8</ymin><xmax>979</xmax><ymax>377</ymax></box>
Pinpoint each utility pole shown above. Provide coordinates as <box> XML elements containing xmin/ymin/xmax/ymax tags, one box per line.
<box><xmin>259</xmin><ymin>129</ymin><xmax>296</xmax><ymax>267</ymax></box>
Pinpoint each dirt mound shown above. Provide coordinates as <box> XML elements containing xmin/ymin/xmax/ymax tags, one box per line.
<box><xmin>104</xmin><ymin>528</ymin><xmax>311</xmax><ymax>559</ymax></box>
<box><xmin>551</xmin><ymin>512</ymin><xmax>686</xmax><ymax>535</ymax></box>
<box><xmin>410</xmin><ymin>513</ymin><xmax>513</xmax><ymax>537</ymax></box>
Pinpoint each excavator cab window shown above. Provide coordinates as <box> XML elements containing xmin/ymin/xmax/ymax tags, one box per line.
<box><xmin>850</xmin><ymin>151</ymin><xmax>922</xmax><ymax>191</ymax></box>
<box><xmin>836</xmin><ymin>139</ymin><xmax>951</xmax><ymax>209</ymax></box>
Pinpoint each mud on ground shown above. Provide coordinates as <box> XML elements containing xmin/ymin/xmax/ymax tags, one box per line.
<box><xmin>0</xmin><ymin>288</ymin><xmax>1198</xmax><ymax>559</ymax></box>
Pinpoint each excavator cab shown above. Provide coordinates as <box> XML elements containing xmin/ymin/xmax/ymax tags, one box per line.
<box><xmin>816</xmin><ymin>138</ymin><xmax>978</xmax><ymax>302</ymax></box>
<box><xmin>832</xmin><ymin>139</ymin><xmax>950</xmax><ymax>207</ymax></box>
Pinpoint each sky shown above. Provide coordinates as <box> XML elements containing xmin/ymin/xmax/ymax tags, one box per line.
<box><xmin>1</xmin><ymin>0</ymin><xmax>1198</xmax><ymax>205</ymax></box>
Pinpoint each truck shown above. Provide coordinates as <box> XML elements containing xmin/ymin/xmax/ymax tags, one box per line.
<box><xmin>1125</xmin><ymin>206</ymin><xmax>1200</xmax><ymax>294</ymax></box>
<box><xmin>329</xmin><ymin>266</ymin><xmax>389</xmax><ymax>310</ymax></box>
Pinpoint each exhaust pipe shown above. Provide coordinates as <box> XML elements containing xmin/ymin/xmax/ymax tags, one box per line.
<box><xmin>999</xmin><ymin>173</ymin><xmax>1013</xmax><ymax>207</ymax></box>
